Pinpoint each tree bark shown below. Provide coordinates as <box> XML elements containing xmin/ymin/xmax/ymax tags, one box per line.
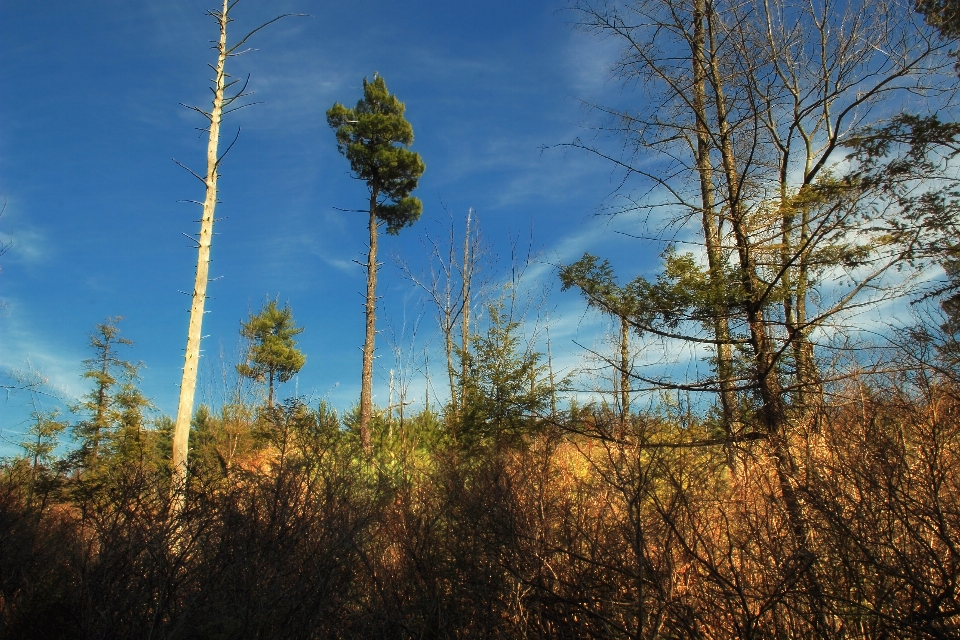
<box><xmin>359</xmin><ymin>188</ymin><xmax>380</xmax><ymax>453</ymax></box>
<box><xmin>706</xmin><ymin>15</ymin><xmax>826</xmax><ymax>629</ymax></box>
<box><xmin>459</xmin><ymin>208</ymin><xmax>473</xmax><ymax>414</ymax></box>
<box><xmin>267</xmin><ymin>369</ymin><xmax>275</xmax><ymax>411</ymax></box>
<box><xmin>91</xmin><ymin>341</ymin><xmax>111</xmax><ymax>463</ymax></box>
<box><xmin>619</xmin><ymin>314</ymin><xmax>630</xmax><ymax>420</ymax></box>
<box><xmin>172</xmin><ymin>0</ymin><xmax>229</xmax><ymax>497</ymax></box>
<box><xmin>690</xmin><ymin>0</ymin><xmax>737</xmax><ymax>440</ymax></box>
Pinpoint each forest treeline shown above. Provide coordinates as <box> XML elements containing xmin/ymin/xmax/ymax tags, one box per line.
<box><xmin>4</xmin><ymin>0</ymin><xmax>960</xmax><ymax>636</ymax></box>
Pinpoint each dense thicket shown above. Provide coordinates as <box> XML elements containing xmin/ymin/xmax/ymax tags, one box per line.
<box><xmin>3</xmin><ymin>346</ymin><xmax>958</xmax><ymax>638</ymax></box>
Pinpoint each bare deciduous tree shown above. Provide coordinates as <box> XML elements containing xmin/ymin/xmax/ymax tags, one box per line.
<box><xmin>400</xmin><ymin>209</ymin><xmax>487</xmax><ymax>415</ymax></box>
<box><xmin>565</xmin><ymin>0</ymin><xmax>954</xmax><ymax>629</ymax></box>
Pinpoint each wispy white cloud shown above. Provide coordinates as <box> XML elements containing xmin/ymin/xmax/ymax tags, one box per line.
<box><xmin>562</xmin><ymin>27</ymin><xmax>623</xmax><ymax>96</ymax></box>
<box><xmin>0</xmin><ymin>198</ymin><xmax>52</xmax><ymax>266</ymax></box>
<box><xmin>258</xmin><ymin>210</ymin><xmax>361</xmax><ymax>279</ymax></box>
<box><xmin>0</xmin><ymin>301</ymin><xmax>85</xmax><ymax>410</ymax></box>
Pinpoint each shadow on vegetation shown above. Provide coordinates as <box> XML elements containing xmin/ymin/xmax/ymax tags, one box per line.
<box><xmin>2</xmin><ymin>365</ymin><xmax>959</xmax><ymax>639</ymax></box>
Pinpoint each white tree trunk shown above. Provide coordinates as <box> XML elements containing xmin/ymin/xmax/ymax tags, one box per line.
<box><xmin>171</xmin><ymin>0</ymin><xmax>229</xmax><ymax>499</ymax></box>
<box><xmin>459</xmin><ymin>208</ymin><xmax>472</xmax><ymax>413</ymax></box>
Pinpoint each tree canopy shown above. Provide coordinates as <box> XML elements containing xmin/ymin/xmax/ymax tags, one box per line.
<box><xmin>237</xmin><ymin>298</ymin><xmax>306</xmax><ymax>410</ymax></box>
<box><xmin>917</xmin><ymin>0</ymin><xmax>960</xmax><ymax>39</ymax></box>
<box><xmin>326</xmin><ymin>74</ymin><xmax>425</xmax><ymax>234</ymax></box>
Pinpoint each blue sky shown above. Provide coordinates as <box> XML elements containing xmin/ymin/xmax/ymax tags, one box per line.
<box><xmin>1</xmin><ymin>0</ymin><xmax>660</xmax><ymax>445</ymax></box>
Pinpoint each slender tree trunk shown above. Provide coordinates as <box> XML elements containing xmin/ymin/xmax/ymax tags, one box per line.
<box><xmin>547</xmin><ymin>327</ymin><xmax>558</xmax><ymax>418</ymax></box>
<box><xmin>267</xmin><ymin>369</ymin><xmax>275</xmax><ymax>411</ymax></box>
<box><xmin>793</xmin><ymin>207</ymin><xmax>822</xmax><ymax>412</ymax></box>
<box><xmin>388</xmin><ymin>368</ymin><xmax>396</xmax><ymax>438</ymax></box>
<box><xmin>91</xmin><ymin>348</ymin><xmax>110</xmax><ymax>463</ymax></box>
<box><xmin>780</xmin><ymin>190</ymin><xmax>801</xmax><ymax>390</ymax></box>
<box><xmin>690</xmin><ymin>0</ymin><xmax>737</xmax><ymax>440</ymax></box>
<box><xmin>706</xmin><ymin>17</ymin><xmax>827</xmax><ymax>631</ymax></box>
<box><xmin>619</xmin><ymin>314</ymin><xmax>630</xmax><ymax>420</ymax></box>
<box><xmin>704</xmin><ymin>0</ymin><xmax>787</xmax><ymax>506</ymax></box>
<box><xmin>444</xmin><ymin>221</ymin><xmax>457</xmax><ymax>412</ymax></box>
<box><xmin>459</xmin><ymin>208</ymin><xmax>473</xmax><ymax>414</ymax></box>
<box><xmin>444</xmin><ymin>315</ymin><xmax>457</xmax><ymax>413</ymax></box>
<box><xmin>781</xmin><ymin>195</ymin><xmax>821</xmax><ymax>412</ymax></box>
<box><xmin>359</xmin><ymin>188</ymin><xmax>380</xmax><ymax>453</ymax></box>
<box><xmin>704</xmin><ymin>11</ymin><xmax>784</xmax><ymax>431</ymax></box>
<box><xmin>172</xmin><ymin>0</ymin><xmax>229</xmax><ymax>496</ymax></box>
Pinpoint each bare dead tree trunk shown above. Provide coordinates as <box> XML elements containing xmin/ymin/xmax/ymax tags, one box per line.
<box><xmin>459</xmin><ymin>208</ymin><xmax>473</xmax><ymax>414</ymax></box>
<box><xmin>172</xmin><ymin>0</ymin><xmax>229</xmax><ymax>497</ymax></box>
<box><xmin>547</xmin><ymin>326</ymin><xmax>558</xmax><ymax>418</ymax></box>
<box><xmin>444</xmin><ymin>217</ymin><xmax>457</xmax><ymax>412</ymax></box>
<box><xmin>401</xmin><ymin>209</ymin><xmax>482</xmax><ymax>419</ymax></box>
<box><xmin>444</xmin><ymin>296</ymin><xmax>457</xmax><ymax>413</ymax></box>
<box><xmin>171</xmin><ymin>2</ymin><xmax>294</xmax><ymax>497</ymax></box>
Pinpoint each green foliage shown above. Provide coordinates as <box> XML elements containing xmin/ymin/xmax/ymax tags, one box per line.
<box><xmin>378</xmin><ymin>409</ymin><xmax>445</xmax><ymax>473</ymax></box>
<box><xmin>20</xmin><ymin>408</ymin><xmax>68</xmax><ymax>471</ymax></box>
<box><xmin>290</xmin><ymin>399</ymin><xmax>343</xmax><ymax>461</ymax></box>
<box><xmin>845</xmin><ymin>114</ymin><xmax>960</xmax><ymax>175</ymax></box>
<box><xmin>342</xmin><ymin>402</ymin><xmax>386</xmax><ymax>443</ymax></box>
<box><xmin>917</xmin><ymin>0</ymin><xmax>960</xmax><ymax>40</ymax></box>
<box><xmin>397</xmin><ymin>408</ymin><xmax>444</xmax><ymax>454</ymax></box>
<box><xmin>561</xmin><ymin>249</ymin><xmax>740</xmax><ymax>334</ymax></box>
<box><xmin>190</xmin><ymin>404</ymin><xmax>219</xmax><ymax>476</ymax></box>
<box><xmin>260</xmin><ymin>398</ymin><xmax>314</xmax><ymax>472</ymax></box>
<box><xmin>455</xmin><ymin>301</ymin><xmax>551</xmax><ymax>448</ymax></box>
<box><xmin>339</xmin><ymin>402</ymin><xmax>444</xmax><ymax>467</ymax></box>
<box><xmin>645</xmin><ymin>248</ymin><xmax>726</xmax><ymax>329</ymax></box>
<box><xmin>188</xmin><ymin>401</ymin><xmax>259</xmax><ymax>479</ymax></box>
<box><xmin>19</xmin><ymin>408</ymin><xmax>69</xmax><ymax>500</ymax></box>
<box><xmin>151</xmin><ymin>414</ymin><xmax>174</xmax><ymax>467</ymax></box>
<box><xmin>559</xmin><ymin>253</ymin><xmax>645</xmax><ymax>320</ymax></box>
<box><xmin>262</xmin><ymin>399</ymin><xmax>370</xmax><ymax>473</ymax></box>
<box><xmin>326</xmin><ymin>74</ymin><xmax>425</xmax><ymax>234</ymax></box>
<box><xmin>189</xmin><ymin>398</ymin><xmax>347</xmax><ymax>481</ymax></box>
<box><xmin>844</xmin><ymin>116</ymin><xmax>960</xmax><ymax>256</ymax></box>
<box><xmin>71</xmin><ymin>318</ymin><xmax>145</xmax><ymax>471</ymax></box>
<box><xmin>104</xmin><ymin>377</ymin><xmax>155</xmax><ymax>469</ymax></box>
<box><xmin>237</xmin><ymin>298</ymin><xmax>306</xmax><ymax>408</ymax></box>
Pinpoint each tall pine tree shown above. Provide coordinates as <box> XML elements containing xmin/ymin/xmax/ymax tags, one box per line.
<box><xmin>327</xmin><ymin>74</ymin><xmax>425</xmax><ymax>452</ymax></box>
